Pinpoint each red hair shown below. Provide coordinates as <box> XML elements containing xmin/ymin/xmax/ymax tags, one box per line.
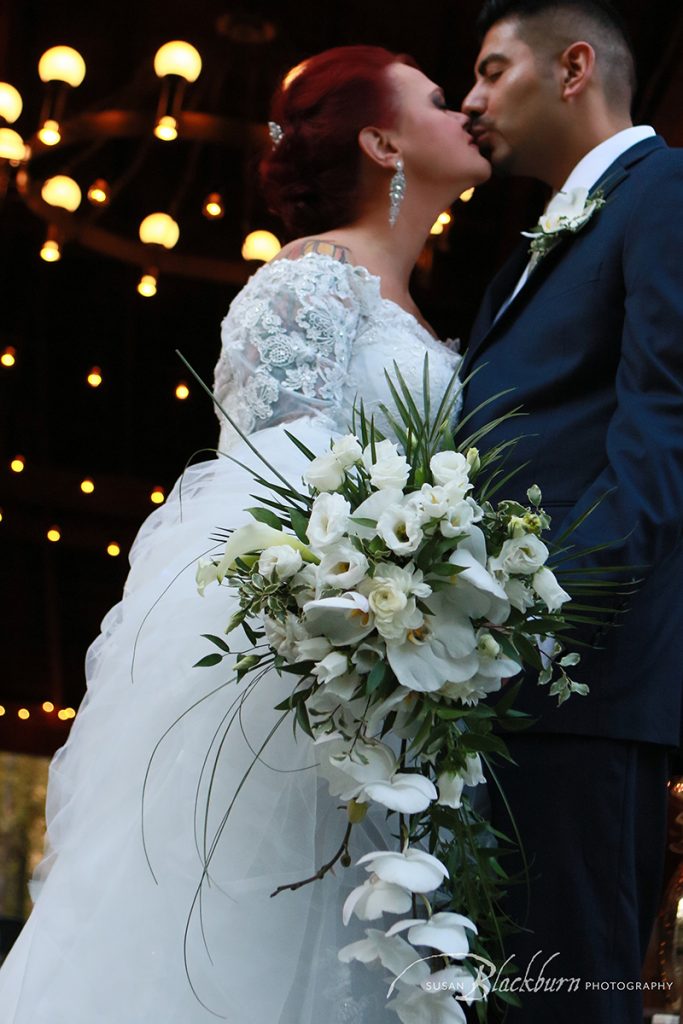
<box><xmin>259</xmin><ymin>46</ymin><xmax>418</xmax><ymax>239</ymax></box>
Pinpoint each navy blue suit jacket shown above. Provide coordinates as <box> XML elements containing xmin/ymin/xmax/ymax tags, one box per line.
<box><xmin>460</xmin><ymin>136</ymin><xmax>683</xmax><ymax>745</ymax></box>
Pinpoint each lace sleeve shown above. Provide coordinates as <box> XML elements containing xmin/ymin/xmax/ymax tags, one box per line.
<box><xmin>213</xmin><ymin>255</ymin><xmax>361</xmax><ymax>451</ymax></box>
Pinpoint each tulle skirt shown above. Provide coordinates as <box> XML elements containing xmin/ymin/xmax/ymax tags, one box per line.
<box><xmin>0</xmin><ymin>417</ymin><xmax>395</xmax><ymax>1023</ymax></box>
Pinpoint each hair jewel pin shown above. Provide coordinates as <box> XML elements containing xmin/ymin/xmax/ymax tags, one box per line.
<box><xmin>268</xmin><ymin>121</ymin><xmax>284</xmax><ymax>148</ymax></box>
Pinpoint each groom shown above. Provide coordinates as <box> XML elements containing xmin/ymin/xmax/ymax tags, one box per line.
<box><xmin>460</xmin><ymin>0</ymin><xmax>683</xmax><ymax>1020</ymax></box>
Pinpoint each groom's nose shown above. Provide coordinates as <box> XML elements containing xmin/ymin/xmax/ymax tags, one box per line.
<box><xmin>462</xmin><ymin>81</ymin><xmax>486</xmax><ymax>118</ymax></box>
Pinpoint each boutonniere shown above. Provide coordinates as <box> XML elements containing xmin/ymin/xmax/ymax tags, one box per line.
<box><xmin>522</xmin><ymin>186</ymin><xmax>606</xmax><ymax>260</ymax></box>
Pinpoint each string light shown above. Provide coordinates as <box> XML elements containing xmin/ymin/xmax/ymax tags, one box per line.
<box><xmin>202</xmin><ymin>193</ymin><xmax>224</xmax><ymax>219</ymax></box>
<box><xmin>154</xmin><ymin>115</ymin><xmax>178</xmax><ymax>141</ymax></box>
<box><xmin>175</xmin><ymin>382</ymin><xmax>190</xmax><ymax>400</ymax></box>
<box><xmin>1</xmin><ymin>346</ymin><xmax>16</xmax><ymax>367</ymax></box>
<box><xmin>17</xmin><ymin>708</ymin><xmax>30</xmax><ymax>720</ymax></box>
<box><xmin>241</xmin><ymin>230</ymin><xmax>281</xmax><ymax>263</ymax></box>
<box><xmin>87</xmin><ymin>366</ymin><xmax>103</xmax><ymax>388</ymax></box>
<box><xmin>57</xmin><ymin>708</ymin><xmax>70</xmax><ymax>720</ymax></box>
<box><xmin>460</xmin><ymin>187</ymin><xmax>475</xmax><ymax>203</ymax></box>
<box><xmin>47</xmin><ymin>526</ymin><xmax>61</xmax><ymax>542</ymax></box>
<box><xmin>0</xmin><ymin>706</ymin><xmax>5</xmax><ymax>717</ymax></box>
<box><xmin>0</xmin><ymin>508</ymin><xmax>3</xmax><ymax>523</ymax></box>
<box><xmin>42</xmin><ymin>701</ymin><xmax>55</xmax><ymax>712</ymax></box>
<box><xmin>150</xmin><ymin>487</ymin><xmax>165</xmax><ymax>505</ymax></box>
<box><xmin>40</xmin><ymin>238</ymin><xmax>61</xmax><ymax>262</ymax></box>
<box><xmin>107</xmin><ymin>542</ymin><xmax>121</xmax><ymax>557</ymax></box>
<box><xmin>10</xmin><ymin>455</ymin><xmax>25</xmax><ymax>473</ymax></box>
<box><xmin>430</xmin><ymin>220</ymin><xmax>444</xmax><ymax>236</ymax></box>
<box><xmin>80</xmin><ymin>478</ymin><xmax>95</xmax><ymax>494</ymax></box>
<box><xmin>137</xmin><ymin>272</ymin><xmax>157</xmax><ymax>297</ymax></box>
<box><xmin>37</xmin><ymin>119</ymin><xmax>61</xmax><ymax>146</ymax></box>
<box><xmin>87</xmin><ymin>179</ymin><xmax>110</xmax><ymax>206</ymax></box>
<box><xmin>438</xmin><ymin>211</ymin><xmax>452</xmax><ymax>226</ymax></box>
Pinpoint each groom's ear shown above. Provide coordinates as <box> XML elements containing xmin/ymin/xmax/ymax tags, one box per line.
<box><xmin>559</xmin><ymin>41</ymin><xmax>596</xmax><ymax>101</ymax></box>
<box><xmin>357</xmin><ymin>127</ymin><xmax>400</xmax><ymax>170</ymax></box>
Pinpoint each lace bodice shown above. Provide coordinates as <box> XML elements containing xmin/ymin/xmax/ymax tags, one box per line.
<box><xmin>213</xmin><ymin>252</ymin><xmax>461</xmax><ymax>451</ymax></box>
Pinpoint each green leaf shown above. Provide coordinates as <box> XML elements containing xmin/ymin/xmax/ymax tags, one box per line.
<box><xmin>430</xmin><ymin>562</ymin><xmax>467</xmax><ymax>577</ymax></box>
<box><xmin>366</xmin><ymin>660</ymin><xmax>387</xmax><ymax>694</ymax></box>
<box><xmin>193</xmin><ymin>653</ymin><xmax>224</xmax><ymax>668</ymax></box>
<box><xmin>349</xmin><ymin>517</ymin><xmax>377</xmax><ymax>529</ymax></box>
<box><xmin>201</xmin><ymin>634</ymin><xmax>231</xmax><ymax>653</ymax></box>
<box><xmin>246</xmin><ymin>506</ymin><xmax>283</xmax><ymax>529</ymax></box>
<box><xmin>289</xmin><ymin>508</ymin><xmax>309</xmax><ymax>543</ymax></box>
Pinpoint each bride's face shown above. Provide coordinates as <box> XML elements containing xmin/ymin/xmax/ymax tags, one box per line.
<box><xmin>387</xmin><ymin>63</ymin><xmax>492</xmax><ymax>191</ymax></box>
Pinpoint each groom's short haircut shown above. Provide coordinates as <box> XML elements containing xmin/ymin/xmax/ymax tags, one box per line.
<box><xmin>477</xmin><ymin>0</ymin><xmax>636</xmax><ymax>110</ymax></box>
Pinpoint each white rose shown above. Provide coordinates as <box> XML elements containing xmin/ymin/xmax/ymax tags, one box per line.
<box><xmin>306</xmin><ymin>492</ymin><xmax>351</xmax><ymax>550</ymax></box>
<box><xmin>488</xmin><ymin>533</ymin><xmax>549</xmax><ymax>577</ymax></box>
<box><xmin>365</xmin><ymin>564</ymin><xmax>427</xmax><ymax>643</ymax></box>
<box><xmin>429</xmin><ymin>451</ymin><xmax>472</xmax><ymax>495</ymax></box>
<box><xmin>331</xmin><ymin>434</ymin><xmax>363</xmax><ymax>469</ymax></box>
<box><xmin>317</xmin><ymin>541</ymin><xmax>369</xmax><ymax>592</ymax></box>
<box><xmin>258</xmin><ymin>544</ymin><xmax>303</xmax><ymax>580</ymax></box>
<box><xmin>304</xmin><ymin>452</ymin><xmax>345</xmax><ymax>492</ymax></box>
<box><xmin>532</xmin><ymin>566</ymin><xmax>571</xmax><ymax>612</ymax></box>
<box><xmin>362</xmin><ymin>439</ymin><xmax>410</xmax><ymax>491</ymax></box>
<box><xmin>377</xmin><ymin>503</ymin><xmax>424</xmax><ymax>555</ymax></box>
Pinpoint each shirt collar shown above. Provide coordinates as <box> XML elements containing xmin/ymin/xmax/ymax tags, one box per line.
<box><xmin>558</xmin><ymin>125</ymin><xmax>656</xmax><ymax>195</ymax></box>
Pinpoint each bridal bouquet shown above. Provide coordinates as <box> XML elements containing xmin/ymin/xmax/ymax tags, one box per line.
<box><xmin>194</xmin><ymin>361</ymin><xmax>589</xmax><ymax>1023</ymax></box>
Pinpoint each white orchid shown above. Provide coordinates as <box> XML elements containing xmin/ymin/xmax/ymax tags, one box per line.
<box><xmin>316</xmin><ymin>736</ymin><xmax>437</xmax><ymax>813</ymax></box>
<box><xmin>389</xmin><ymin>987</ymin><xmax>467</xmax><ymax>1024</ymax></box>
<box><xmin>422</xmin><ymin>963</ymin><xmax>491</xmax><ymax>1004</ymax></box>
<box><xmin>386</xmin><ymin>911</ymin><xmax>477</xmax><ymax>958</ymax></box>
<box><xmin>387</xmin><ymin>595</ymin><xmax>478</xmax><ymax>694</ymax></box>
<box><xmin>342</xmin><ymin>877</ymin><xmax>414</xmax><ymax>925</ymax></box>
<box><xmin>338</xmin><ymin>929</ymin><xmax>430</xmax><ymax>987</ymax></box>
<box><xmin>303</xmin><ymin>591</ymin><xmax>374</xmax><ymax>646</ymax></box>
<box><xmin>306</xmin><ymin>492</ymin><xmax>351</xmax><ymax>550</ymax></box>
<box><xmin>357</xmin><ymin>848</ymin><xmax>449</xmax><ymax>894</ymax></box>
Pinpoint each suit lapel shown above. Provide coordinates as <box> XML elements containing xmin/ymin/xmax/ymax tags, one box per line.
<box><xmin>462</xmin><ymin>135</ymin><xmax>667</xmax><ymax>375</ymax></box>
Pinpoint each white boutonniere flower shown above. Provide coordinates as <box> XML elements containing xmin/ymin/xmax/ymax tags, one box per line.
<box><xmin>522</xmin><ymin>185</ymin><xmax>605</xmax><ymax>260</ymax></box>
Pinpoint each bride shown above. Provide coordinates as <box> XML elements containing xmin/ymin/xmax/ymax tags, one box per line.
<box><xmin>0</xmin><ymin>45</ymin><xmax>491</xmax><ymax>1023</ymax></box>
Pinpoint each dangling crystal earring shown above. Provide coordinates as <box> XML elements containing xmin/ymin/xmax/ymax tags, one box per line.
<box><xmin>389</xmin><ymin>158</ymin><xmax>406</xmax><ymax>228</ymax></box>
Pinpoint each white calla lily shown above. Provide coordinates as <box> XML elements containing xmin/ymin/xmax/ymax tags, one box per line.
<box><xmin>196</xmin><ymin>557</ymin><xmax>220</xmax><ymax>595</ymax></box>
<box><xmin>217</xmin><ymin>522</ymin><xmax>315</xmax><ymax>579</ymax></box>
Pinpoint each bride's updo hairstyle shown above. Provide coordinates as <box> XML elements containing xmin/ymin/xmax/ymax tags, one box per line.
<box><xmin>260</xmin><ymin>45</ymin><xmax>417</xmax><ymax>238</ymax></box>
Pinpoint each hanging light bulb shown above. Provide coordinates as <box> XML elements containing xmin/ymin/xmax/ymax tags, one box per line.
<box><xmin>0</xmin><ymin>83</ymin><xmax>22</xmax><ymax>124</ymax></box>
<box><xmin>150</xmin><ymin>487</ymin><xmax>165</xmax><ymax>505</ymax></box>
<box><xmin>460</xmin><ymin>187</ymin><xmax>475</xmax><ymax>203</ymax></box>
<box><xmin>438</xmin><ymin>211</ymin><xmax>452</xmax><ymax>226</ymax></box>
<box><xmin>107</xmin><ymin>542</ymin><xmax>121</xmax><ymax>557</ymax></box>
<box><xmin>41</xmin><ymin>174</ymin><xmax>82</xmax><ymax>211</ymax></box>
<box><xmin>0</xmin><ymin>127</ymin><xmax>26</xmax><ymax>162</ymax></box>
<box><xmin>202</xmin><ymin>193</ymin><xmax>224</xmax><ymax>219</ymax></box>
<box><xmin>18</xmin><ymin>708</ymin><xmax>30</xmax><ymax>720</ymax></box>
<box><xmin>429</xmin><ymin>219</ymin><xmax>444</xmax><ymax>236</ymax></box>
<box><xmin>137</xmin><ymin>271</ymin><xmax>158</xmax><ymax>297</ymax></box>
<box><xmin>87</xmin><ymin>366</ymin><xmax>102</xmax><ymax>387</ymax></box>
<box><xmin>10</xmin><ymin>455</ymin><xmax>25</xmax><ymax>473</ymax></box>
<box><xmin>38</xmin><ymin>46</ymin><xmax>86</xmax><ymax>87</ymax></box>
<box><xmin>241</xmin><ymin>230</ymin><xmax>281</xmax><ymax>263</ymax></box>
<box><xmin>42</xmin><ymin>701</ymin><xmax>55</xmax><ymax>712</ymax></box>
<box><xmin>153</xmin><ymin>41</ymin><xmax>201</xmax><ymax>141</ymax></box>
<box><xmin>80</xmin><ymin>478</ymin><xmax>95</xmax><ymax>494</ymax></box>
<box><xmin>1</xmin><ymin>346</ymin><xmax>16</xmax><ymax>367</ymax></box>
<box><xmin>40</xmin><ymin>237</ymin><xmax>61</xmax><ymax>262</ymax></box>
<box><xmin>87</xmin><ymin>178</ymin><xmax>110</xmax><ymax>206</ymax></box>
<box><xmin>139</xmin><ymin>213</ymin><xmax>179</xmax><ymax>249</ymax></box>
<box><xmin>47</xmin><ymin>526</ymin><xmax>61</xmax><ymax>542</ymax></box>
<box><xmin>37</xmin><ymin>119</ymin><xmax>61</xmax><ymax>146</ymax></box>
<box><xmin>154</xmin><ymin>115</ymin><xmax>178</xmax><ymax>142</ymax></box>
<box><xmin>175</xmin><ymin>382</ymin><xmax>190</xmax><ymax>400</ymax></box>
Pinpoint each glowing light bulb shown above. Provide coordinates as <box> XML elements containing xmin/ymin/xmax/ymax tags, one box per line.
<box><xmin>80</xmin><ymin>478</ymin><xmax>95</xmax><ymax>494</ymax></box>
<box><xmin>430</xmin><ymin>220</ymin><xmax>444</xmax><ymax>236</ymax></box>
<box><xmin>202</xmin><ymin>193</ymin><xmax>224</xmax><ymax>219</ymax></box>
<box><xmin>154</xmin><ymin>115</ymin><xmax>178</xmax><ymax>142</ymax></box>
<box><xmin>64</xmin><ymin>707</ymin><xmax>76</xmax><ymax>719</ymax></box>
<box><xmin>107</xmin><ymin>542</ymin><xmax>121</xmax><ymax>557</ymax></box>
<box><xmin>154</xmin><ymin>41</ymin><xmax>202</xmax><ymax>83</ymax></box>
<box><xmin>460</xmin><ymin>187</ymin><xmax>475</xmax><ymax>203</ymax></box>
<box><xmin>87</xmin><ymin>366</ymin><xmax>102</xmax><ymax>387</ymax></box>
<box><xmin>438</xmin><ymin>211</ymin><xmax>452</xmax><ymax>225</ymax></box>
<box><xmin>38</xmin><ymin>119</ymin><xmax>61</xmax><ymax>146</ymax></box>
<box><xmin>47</xmin><ymin>526</ymin><xmax>61</xmax><ymax>542</ymax></box>
<box><xmin>0</xmin><ymin>83</ymin><xmax>23</xmax><ymax>124</ymax></box>
<box><xmin>0</xmin><ymin>127</ymin><xmax>25</xmax><ymax>161</ymax></box>
<box><xmin>137</xmin><ymin>272</ymin><xmax>157</xmax><ymax>297</ymax></box>
<box><xmin>150</xmin><ymin>487</ymin><xmax>165</xmax><ymax>505</ymax></box>
<box><xmin>40</xmin><ymin>238</ymin><xmax>61</xmax><ymax>262</ymax></box>
<box><xmin>87</xmin><ymin>178</ymin><xmax>110</xmax><ymax>205</ymax></box>
<box><xmin>41</xmin><ymin>175</ymin><xmax>82</xmax><ymax>211</ymax></box>
<box><xmin>0</xmin><ymin>706</ymin><xmax>5</xmax><ymax>717</ymax></box>
<box><xmin>139</xmin><ymin>213</ymin><xmax>179</xmax><ymax>249</ymax></box>
<box><xmin>42</xmin><ymin>701</ymin><xmax>55</xmax><ymax>713</ymax></box>
<box><xmin>241</xmin><ymin>230</ymin><xmax>281</xmax><ymax>263</ymax></box>
<box><xmin>0</xmin><ymin>508</ymin><xmax>3</xmax><ymax>523</ymax></box>
<box><xmin>38</xmin><ymin>46</ymin><xmax>86</xmax><ymax>87</ymax></box>
<box><xmin>17</xmin><ymin>708</ymin><xmax>30</xmax><ymax>720</ymax></box>
<box><xmin>175</xmin><ymin>382</ymin><xmax>189</xmax><ymax>400</ymax></box>
<box><xmin>58</xmin><ymin>708</ymin><xmax>69</xmax><ymax>720</ymax></box>
<box><xmin>1</xmin><ymin>346</ymin><xmax>16</xmax><ymax>367</ymax></box>
<box><xmin>10</xmin><ymin>455</ymin><xmax>25</xmax><ymax>473</ymax></box>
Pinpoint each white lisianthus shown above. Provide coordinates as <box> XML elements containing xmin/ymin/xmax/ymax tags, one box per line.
<box><xmin>258</xmin><ymin>544</ymin><xmax>303</xmax><ymax>580</ymax></box>
<box><xmin>386</xmin><ymin>911</ymin><xmax>477</xmax><ymax>958</ymax></box>
<box><xmin>316</xmin><ymin>541</ymin><xmax>369</xmax><ymax>592</ymax></box>
<box><xmin>377</xmin><ymin>503</ymin><xmax>424</xmax><ymax>555</ymax></box>
<box><xmin>357</xmin><ymin>848</ymin><xmax>449</xmax><ymax>894</ymax></box>
<box><xmin>488</xmin><ymin>533</ymin><xmax>549</xmax><ymax>577</ymax></box>
<box><xmin>363</xmin><ymin>439</ymin><xmax>410</xmax><ymax>491</ymax></box>
<box><xmin>304</xmin><ymin>591</ymin><xmax>374</xmax><ymax>645</ymax></box>
<box><xmin>307</xmin><ymin>492</ymin><xmax>351</xmax><ymax>550</ymax></box>
<box><xmin>196</xmin><ymin>557</ymin><xmax>220</xmax><ymax>596</ymax></box>
<box><xmin>430</xmin><ymin>451</ymin><xmax>472</xmax><ymax>496</ymax></box>
<box><xmin>332</xmin><ymin>434</ymin><xmax>363</xmax><ymax>469</ymax></box>
<box><xmin>440</xmin><ymin>497</ymin><xmax>482</xmax><ymax>538</ymax></box>
<box><xmin>411</xmin><ymin>483</ymin><xmax>451</xmax><ymax>521</ymax></box>
<box><xmin>304</xmin><ymin>452</ymin><xmax>345</xmax><ymax>492</ymax></box>
<box><xmin>313</xmin><ymin>650</ymin><xmax>348</xmax><ymax>683</ymax></box>
<box><xmin>342</xmin><ymin>878</ymin><xmax>413</xmax><ymax>925</ymax></box>
<box><xmin>532</xmin><ymin>566</ymin><xmax>571</xmax><ymax>612</ymax></box>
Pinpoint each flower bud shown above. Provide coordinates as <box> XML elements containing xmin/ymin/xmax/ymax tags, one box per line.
<box><xmin>477</xmin><ymin>633</ymin><xmax>501</xmax><ymax>659</ymax></box>
<box><xmin>527</xmin><ymin>484</ymin><xmax>542</xmax><ymax>506</ymax></box>
<box><xmin>234</xmin><ymin>653</ymin><xmax>261</xmax><ymax>673</ymax></box>
<box><xmin>466</xmin><ymin>447</ymin><xmax>481</xmax><ymax>475</ymax></box>
<box><xmin>347</xmin><ymin>798</ymin><xmax>368</xmax><ymax>824</ymax></box>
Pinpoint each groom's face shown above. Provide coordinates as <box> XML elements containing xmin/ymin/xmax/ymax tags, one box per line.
<box><xmin>462</xmin><ymin>18</ymin><xmax>559</xmax><ymax>178</ymax></box>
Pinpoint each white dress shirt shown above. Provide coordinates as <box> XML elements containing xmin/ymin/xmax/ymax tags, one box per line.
<box><xmin>494</xmin><ymin>125</ymin><xmax>656</xmax><ymax>321</ymax></box>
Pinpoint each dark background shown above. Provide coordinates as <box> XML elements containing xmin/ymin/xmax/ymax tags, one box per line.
<box><xmin>1</xmin><ymin>0</ymin><xmax>682</xmax><ymax>753</ymax></box>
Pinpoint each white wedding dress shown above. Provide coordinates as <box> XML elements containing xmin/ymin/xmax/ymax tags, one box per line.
<box><xmin>0</xmin><ymin>253</ymin><xmax>460</xmax><ymax>1024</ymax></box>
